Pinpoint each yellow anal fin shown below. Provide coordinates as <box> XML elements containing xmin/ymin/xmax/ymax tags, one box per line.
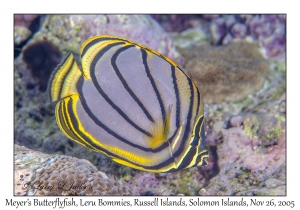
<box><xmin>48</xmin><ymin>53</ymin><xmax>82</xmax><ymax>103</ymax></box>
<box><xmin>146</xmin><ymin>105</ymin><xmax>172</xmax><ymax>149</ymax></box>
<box><xmin>56</xmin><ymin>95</ymin><xmax>99</xmax><ymax>152</ymax></box>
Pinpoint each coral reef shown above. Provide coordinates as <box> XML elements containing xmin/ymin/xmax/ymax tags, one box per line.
<box><xmin>14</xmin><ymin>14</ymin><xmax>40</xmax><ymax>28</ymax></box>
<box><xmin>28</xmin><ymin>156</ymin><xmax>131</xmax><ymax>196</ymax></box>
<box><xmin>200</xmin><ymin>89</ymin><xmax>286</xmax><ymax>195</ymax></box>
<box><xmin>180</xmin><ymin>41</ymin><xmax>269</xmax><ymax>103</ymax></box>
<box><xmin>14</xmin><ymin>26</ymin><xmax>31</xmax><ymax>45</ymax></box>
<box><xmin>124</xmin><ymin>167</ymin><xmax>206</xmax><ymax>196</ymax></box>
<box><xmin>151</xmin><ymin>14</ymin><xmax>197</xmax><ymax>32</ymax></box>
<box><xmin>14</xmin><ymin>14</ymin><xmax>180</xmax><ymax>177</ymax></box>
<box><xmin>155</xmin><ymin>14</ymin><xmax>286</xmax><ymax>61</ymax></box>
<box><xmin>22</xmin><ymin>40</ymin><xmax>62</xmax><ymax>91</ymax></box>
<box><xmin>207</xmin><ymin>15</ymin><xmax>286</xmax><ymax>61</ymax></box>
<box><xmin>15</xmin><ymin>145</ymin><xmax>51</xmax><ymax>195</ymax></box>
<box><xmin>14</xmin><ymin>15</ymin><xmax>42</xmax><ymax>58</ymax></box>
<box><xmin>28</xmin><ymin>14</ymin><xmax>180</xmax><ymax>62</ymax></box>
<box><xmin>14</xmin><ymin>14</ymin><xmax>286</xmax><ymax>196</ymax></box>
<box><xmin>200</xmin><ymin>128</ymin><xmax>285</xmax><ymax>195</ymax></box>
<box><xmin>169</xmin><ymin>28</ymin><xmax>211</xmax><ymax>49</ymax></box>
<box><xmin>14</xmin><ymin>145</ymin><xmax>131</xmax><ymax>196</ymax></box>
<box><xmin>126</xmin><ymin>172</ymin><xmax>166</xmax><ymax>196</ymax></box>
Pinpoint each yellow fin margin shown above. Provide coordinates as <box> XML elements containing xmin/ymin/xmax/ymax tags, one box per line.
<box><xmin>80</xmin><ymin>36</ymin><xmax>125</xmax><ymax>80</ymax></box>
<box><xmin>48</xmin><ymin>53</ymin><xmax>82</xmax><ymax>103</ymax></box>
<box><xmin>79</xmin><ymin>35</ymin><xmax>187</xmax><ymax>81</ymax></box>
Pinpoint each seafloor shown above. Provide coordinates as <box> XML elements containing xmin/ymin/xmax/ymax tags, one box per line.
<box><xmin>14</xmin><ymin>14</ymin><xmax>286</xmax><ymax>196</ymax></box>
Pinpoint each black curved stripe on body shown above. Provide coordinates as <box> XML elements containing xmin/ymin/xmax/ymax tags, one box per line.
<box><xmin>193</xmin><ymin>150</ymin><xmax>209</xmax><ymax>168</ymax></box>
<box><xmin>66</xmin><ymin>95</ymin><xmax>118</xmax><ymax>154</ymax></box>
<box><xmin>76</xmin><ymin>77</ymin><xmax>170</xmax><ymax>153</ymax></box>
<box><xmin>180</xmin><ymin>145</ymin><xmax>208</xmax><ymax>169</ymax></box>
<box><xmin>179</xmin><ymin>146</ymin><xmax>197</xmax><ymax>170</ymax></box>
<box><xmin>57</xmin><ymin>100</ymin><xmax>76</xmax><ymax>140</ymax></box>
<box><xmin>89</xmin><ymin>42</ymin><xmax>152</xmax><ymax>137</ymax></box>
<box><xmin>81</xmin><ymin>37</ymin><xmax>122</xmax><ymax>58</ymax></box>
<box><xmin>61</xmin><ymin>98</ymin><xmax>94</xmax><ymax>150</ymax></box>
<box><xmin>76</xmin><ymin>81</ymin><xmax>187</xmax><ymax>172</ymax></box>
<box><xmin>111</xmin><ymin>45</ymin><xmax>154</xmax><ymax>123</ymax></box>
<box><xmin>190</xmin><ymin>150</ymin><xmax>208</xmax><ymax>167</ymax></box>
<box><xmin>196</xmin><ymin>88</ymin><xmax>200</xmax><ymax>118</ymax></box>
<box><xmin>72</xmin><ymin>86</ymin><xmax>178</xmax><ymax>170</ymax></box>
<box><xmin>171</xmin><ymin>66</ymin><xmax>180</xmax><ymax>129</ymax></box>
<box><xmin>196</xmin><ymin>115</ymin><xmax>204</xmax><ymax>138</ymax></box>
<box><xmin>191</xmin><ymin>88</ymin><xmax>200</xmax><ymax>139</ymax></box>
<box><xmin>60</xmin><ymin>100</ymin><xmax>76</xmax><ymax>139</ymax></box>
<box><xmin>49</xmin><ymin>53</ymin><xmax>74</xmax><ymax>101</ymax></box>
<box><xmin>190</xmin><ymin>115</ymin><xmax>204</xmax><ymax>147</ymax></box>
<box><xmin>172</xmin><ymin>76</ymin><xmax>195</xmax><ymax>170</ymax></box>
<box><xmin>141</xmin><ymin>49</ymin><xmax>166</xmax><ymax>122</ymax></box>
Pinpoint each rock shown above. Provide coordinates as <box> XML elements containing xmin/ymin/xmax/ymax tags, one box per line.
<box><xmin>180</xmin><ymin>41</ymin><xmax>269</xmax><ymax>103</ymax></box>
<box><xmin>14</xmin><ymin>26</ymin><xmax>31</xmax><ymax>45</ymax></box>
<box><xmin>14</xmin><ymin>145</ymin><xmax>131</xmax><ymax>196</ymax></box>
<box><xmin>30</xmin><ymin>15</ymin><xmax>180</xmax><ymax>62</ymax></box>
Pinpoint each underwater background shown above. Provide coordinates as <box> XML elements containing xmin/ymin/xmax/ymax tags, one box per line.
<box><xmin>14</xmin><ymin>14</ymin><xmax>286</xmax><ymax>196</ymax></box>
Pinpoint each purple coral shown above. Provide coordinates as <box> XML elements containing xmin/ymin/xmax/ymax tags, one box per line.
<box><xmin>14</xmin><ymin>14</ymin><xmax>40</xmax><ymax>28</ymax></box>
<box><xmin>126</xmin><ymin>172</ymin><xmax>165</xmax><ymax>195</ymax></box>
<box><xmin>151</xmin><ymin>14</ymin><xmax>197</xmax><ymax>32</ymax></box>
<box><xmin>208</xmin><ymin>14</ymin><xmax>286</xmax><ymax>60</ymax></box>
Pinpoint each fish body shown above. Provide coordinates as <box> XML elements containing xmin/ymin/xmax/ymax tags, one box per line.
<box><xmin>48</xmin><ymin>35</ymin><xmax>208</xmax><ymax>172</ymax></box>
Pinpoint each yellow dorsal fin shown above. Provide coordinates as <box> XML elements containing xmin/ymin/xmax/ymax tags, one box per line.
<box><xmin>80</xmin><ymin>36</ymin><xmax>125</xmax><ymax>80</ymax></box>
<box><xmin>146</xmin><ymin>105</ymin><xmax>172</xmax><ymax>149</ymax></box>
<box><xmin>48</xmin><ymin>53</ymin><xmax>82</xmax><ymax>103</ymax></box>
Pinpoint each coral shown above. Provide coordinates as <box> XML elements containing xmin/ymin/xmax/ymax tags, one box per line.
<box><xmin>14</xmin><ymin>50</ymin><xmax>138</xmax><ymax>177</ymax></box>
<box><xmin>243</xmin><ymin>112</ymin><xmax>285</xmax><ymax>146</ymax></box>
<box><xmin>208</xmin><ymin>14</ymin><xmax>286</xmax><ymax>61</ymax></box>
<box><xmin>14</xmin><ymin>145</ymin><xmax>51</xmax><ymax>196</ymax></box>
<box><xmin>14</xmin><ymin>54</ymin><xmax>58</xmax><ymax>149</ymax></box>
<box><xmin>124</xmin><ymin>167</ymin><xmax>206</xmax><ymax>196</ymax></box>
<box><xmin>199</xmin><ymin>90</ymin><xmax>286</xmax><ymax>195</ymax></box>
<box><xmin>151</xmin><ymin>14</ymin><xmax>197</xmax><ymax>32</ymax></box>
<box><xmin>28</xmin><ymin>156</ymin><xmax>131</xmax><ymax>196</ymax></box>
<box><xmin>13</xmin><ymin>14</ymin><xmax>286</xmax><ymax>196</ymax></box>
<box><xmin>14</xmin><ymin>14</ymin><xmax>183</xmax><ymax>179</ymax></box>
<box><xmin>181</xmin><ymin>41</ymin><xmax>269</xmax><ymax>103</ymax></box>
<box><xmin>235</xmin><ymin>185</ymin><xmax>285</xmax><ymax>196</ymax></box>
<box><xmin>30</xmin><ymin>15</ymin><xmax>180</xmax><ymax>62</ymax></box>
<box><xmin>200</xmin><ymin>63</ymin><xmax>286</xmax><ymax>195</ymax></box>
<box><xmin>169</xmin><ymin>28</ymin><xmax>211</xmax><ymax>49</ymax></box>
<box><xmin>125</xmin><ymin>172</ymin><xmax>166</xmax><ymax>196</ymax></box>
<box><xmin>14</xmin><ymin>15</ymin><xmax>43</xmax><ymax>58</ymax></box>
<box><xmin>22</xmin><ymin>40</ymin><xmax>62</xmax><ymax>91</ymax></box>
<box><xmin>165</xmin><ymin>168</ymin><xmax>206</xmax><ymax>195</ymax></box>
<box><xmin>14</xmin><ymin>14</ymin><xmax>40</xmax><ymax>28</ymax></box>
<box><xmin>14</xmin><ymin>26</ymin><xmax>31</xmax><ymax>45</ymax></box>
<box><xmin>199</xmin><ymin>129</ymin><xmax>286</xmax><ymax>195</ymax></box>
<box><xmin>229</xmin><ymin>115</ymin><xmax>243</xmax><ymax>127</ymax></box>
<box><xmin>14</xmin><ymin>145</ymin><xmax>131</xmax><ymax>196</ymax></box>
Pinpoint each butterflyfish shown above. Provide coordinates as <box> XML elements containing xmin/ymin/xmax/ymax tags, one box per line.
<box><xmin>48</xmin><ymin>35</ymin><xmax>209</xmax><ymax>173</ymax></box>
